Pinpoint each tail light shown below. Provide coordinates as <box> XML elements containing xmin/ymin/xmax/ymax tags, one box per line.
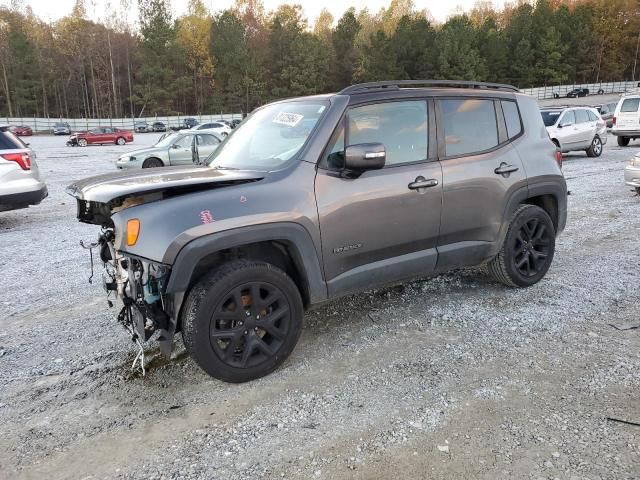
<box><xmin>555</xmin><ymin>150</ymin><xmax>563</xmax><ymax>168</ymax></box>
<box><xmin>612</xmin><ymin>116</ymin><xmax>616</xmax><ymax>125</ymax></box>
<box><xmin>1</xmin><ymin>152</ymin><xmax>31</xmax><ymax>170</ymax></box>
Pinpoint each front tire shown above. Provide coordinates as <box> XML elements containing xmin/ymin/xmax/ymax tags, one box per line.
<box><xmin>586</xmin><ymin>135</ymin><xmax>603</xmax><ymax>157</ymax></box>
<box><xmin>77</xmin><ymin>138</ymin><xmax>88</xmax><ymax>147</ymax></box>
<box><xmin>182</xmin><ymin>259</ymin><xmax>304</xmax><ymax>383</ymax></box>
<box><xmin>488</xmin><ymin>205</ymin><xmax>556</xmax><ymax>288</ymax></box>
<box><xmin>618</xmin><ymin>136</ymin><xmax>630</xmax><ymax>147</ymax></box>
<box><xmin>142</xmin><ymin>158</ymin><xmax>163</xmax><ymax>168</ymax></box>
<box><xmin>116</xmin><ymin>137</ymin><xmax>126</xmax><ymax>145</ymax></box>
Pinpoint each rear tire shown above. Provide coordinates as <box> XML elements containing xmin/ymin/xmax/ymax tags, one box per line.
<box><xmin>78</xmin><ymin>138</ymin><xmax>88</xmax><ymax>147</ymax></box>
<box><xmin>618</xmin><ymin>136</ymin><xmax>630</xmax><ymax>147</ymax></box>
<box><xmin>116</xmin><ymin>137</ymin><xmax>126</xmax><ymax>145</ymax></box>
<box><xmin>182</xmin><ymin>259</ymin><xmax>304</xmax><ymax>383</ymax></box>
<box><xmin>142</xmin><ymin>158</ymin><xmax>163</xmax><ymax>168</ymax></box>
<box><xmin>488</xmin><ymin>204</ymin><xmax>556</xmax><ymax>288</ymax></box>
<box><xmin>586</xmin><ymin>135</ymin><xmax>603</xmax><ymax>157</ymax></box>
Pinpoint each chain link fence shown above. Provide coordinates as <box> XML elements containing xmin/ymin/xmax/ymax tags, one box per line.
<box><xmin>521</xmin><ymin>81</ymin><xmax>640</xmax><ymax>100</ymax></box>
<box><xmin>1</xmin><ymin>113</ymin><xmax>243</xmax><ymax>133</ymax></box>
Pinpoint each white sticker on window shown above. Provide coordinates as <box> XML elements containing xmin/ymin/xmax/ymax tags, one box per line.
<box><xmin>273</xmin><ymin>112</ymin><xmax>304</xmax><ymax>127</ymax></box>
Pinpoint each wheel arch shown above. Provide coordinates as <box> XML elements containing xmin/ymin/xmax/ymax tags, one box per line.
<box><xmin>500</xmin><ymin>180</ymin><xmax>567</xmax><ymax>249</ymax></box>
<box><xmin>165</xmin><ymin>223</ymin><xmax>327</xmax><ymax>317</ymax></box>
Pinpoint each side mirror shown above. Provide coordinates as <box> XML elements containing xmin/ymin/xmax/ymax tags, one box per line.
<box><xmin>171</xmin><ymin>144</ymin><xmax>181</xmax><ymax>149</ymax></box>
<box><xmin>344</xmin><ymin>143</ymin><xmax>386</xmax><ymax>171</ymax></box>
<box><xmin>558</xmin><ymin>122</ymin><xmax>573</xmax><ymax>129</ymax></box>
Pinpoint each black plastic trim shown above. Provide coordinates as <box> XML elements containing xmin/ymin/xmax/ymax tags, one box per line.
<box><xmin>0</xmin><ymin>185</ymin><xmax>48</xmax><ymax>210</ymax></box>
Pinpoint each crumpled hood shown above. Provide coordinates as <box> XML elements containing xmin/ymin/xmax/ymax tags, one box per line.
<box><xmin>67</xmin><ymin>165</ymin><xmax>264</xmax><ymax>203</ymax></box>
<box><xmin>66</xmin><ymin>166</ymin><xmax>265</xmax><ymax>225</ymax></box>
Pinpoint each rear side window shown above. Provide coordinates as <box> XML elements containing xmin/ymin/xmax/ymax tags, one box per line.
<box><xmin>587</xmin><ymin>111</ymin><xmax>598</xmax><ymax>121</ymax></box>
<box><xmin>347</xmin><ymin>100</ymin><xmax>428</xmax><ymax>166</ymax></box>
<box><xmin>621</xmin><ymin>98</ymin><xmax>640</xmax><ymax>112</ymax></box>
<box><xmin>501</xmin><ymin>101</ymin><xmax>522</xmax><ymax>139</ymax></box>
<box><xmin>0</xmin><ymin>130</ymin><xmax>24</xmax><ymax>149</ymax></box>
<box><xmin>575</xmin><ymin>109</ymin><xmax>589</xmax><ymax>124</ymax></box>
<box><xmin>439</xmin><ymin>99</ymin><xmax>498</xmax><ymax>157</ymax></box>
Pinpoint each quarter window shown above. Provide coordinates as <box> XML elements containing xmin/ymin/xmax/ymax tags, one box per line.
<box><xmin>501</xmin><ymin>101</ymin><xmax>522</xmax><ymax>139</ymax></box>
<box><xmin>587</xmin><ymin>111</ymin><xmax>598</xmax><ymax>121</ymax></box>
<box><xmin>439</xmin><ymin>99</ymin><xmax>498</xmax><ymax>157</ymax></box>
<box><xmin>346</xmin><ymin>101</ymin><xmax>428</xmax><ymax>166</ymax></box>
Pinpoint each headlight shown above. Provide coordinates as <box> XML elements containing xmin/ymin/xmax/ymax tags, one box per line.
<box><xmin>628</xmin><ymin>156</ymin><xmax>640</xmax><ymax>167</ymax></box>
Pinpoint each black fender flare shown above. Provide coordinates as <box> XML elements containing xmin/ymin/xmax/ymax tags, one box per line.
<box><xmin>165</xmin><ymin>222</ymin><xmax>327</xmax><ymax>304</ymax></box>
<box><xmin>496</xmin><ymin>178</ymin><xmax>567</xmax><ymax>255</ymax></box>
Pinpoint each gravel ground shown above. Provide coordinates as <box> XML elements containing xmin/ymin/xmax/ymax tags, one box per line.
<box><xmin>1</xmin><ymin>130</ymin><xmax>639</xmax><ymax>480</ymax></box>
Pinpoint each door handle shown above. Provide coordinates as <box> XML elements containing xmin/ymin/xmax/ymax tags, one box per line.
<box><xmin>408</xmin><ymin>177</ymin><xmax>439</xmax><ymax>190</ymax></box>
<box><xmin>494</xmin><ymin>163</ymin><xmax>519</xmax><ymax>175</ymax></box>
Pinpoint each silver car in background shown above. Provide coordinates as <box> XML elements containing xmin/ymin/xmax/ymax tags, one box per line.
<box><xmin>116</xmin><ymin>131</ymin><xmax>223</xmax><ymax>169</ymax></box>
<box><xmin>541</xmin><ymin>106</ymin><xmax>607</xmax><ymax>157</ymax></box>
<box><xmin>624</xmin><ymin>152</ymin><xmax>640</xmax><ymax>194</ymax></box>
<box><xmin>0</xmin><ymin>126</ymin><xmax>47</xmax><ymax>212</ymax></box>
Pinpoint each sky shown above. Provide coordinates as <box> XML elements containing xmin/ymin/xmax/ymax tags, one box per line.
<box><xmin>1</xmin><ymin>0</ymin><xmax>509</xmax><ymax>25</ymax></box>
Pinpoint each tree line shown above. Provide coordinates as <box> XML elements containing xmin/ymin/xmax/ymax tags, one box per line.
<box><xmin>0</xmin><ymin>0</ymin><xmax>638</xmax><ymax>119</ymax></box>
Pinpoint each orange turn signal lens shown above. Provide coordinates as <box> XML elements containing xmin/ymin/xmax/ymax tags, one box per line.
<box><xmin>126</xmin><ymin>219</ymin><xmax>140</xmax><ymax>246</ymax></box>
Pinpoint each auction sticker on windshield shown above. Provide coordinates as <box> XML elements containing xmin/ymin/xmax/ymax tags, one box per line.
<box><xmin>273</xmin><ymin>112</ymin><xmax>304</xmax><ymax>127</ymax></box>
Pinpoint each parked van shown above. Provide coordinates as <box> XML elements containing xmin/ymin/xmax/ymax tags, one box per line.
<box><xmin>612</xmin><ymin>94</ymin><xmax>640</xmax><ymax>146</ymax></box>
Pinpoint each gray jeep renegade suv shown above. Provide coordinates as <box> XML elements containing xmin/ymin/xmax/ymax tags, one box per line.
<box><xmin>67</xmin><ymin>80</ymin><xmax>567</xmax><ymax>383</ymax></box>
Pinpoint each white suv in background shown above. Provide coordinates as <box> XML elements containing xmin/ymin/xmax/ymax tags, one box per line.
<box><xmin>541</xmin><ymin>106</ymin><xmax>607</xmax><ymax>157</ymax></box>
<box><xmin>181</xmin><ymin>122</ymin><xmax>231</xmax><ymax>137</ymax></box>
<box><xmin>0</xmin><ymin>126</ymin><xmax>47</xmax><ymax>212</ymax></box>
<box><xmin>612</xmin><ymin>95</ymin><xmax>640</xmax><ymax>146</ymax></box>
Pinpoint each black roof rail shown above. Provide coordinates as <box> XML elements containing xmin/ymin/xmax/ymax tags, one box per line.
<box><xmin>339</xmin><ymin>80</ymin><xmax>519</xmax><ymax>95</ymax></box>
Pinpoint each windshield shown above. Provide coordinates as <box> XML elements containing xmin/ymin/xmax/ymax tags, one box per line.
<box><xmin>541</xmin><ymin>111</ymin><xmax>561</xmax><ymax>127</ymax></box>
<box><xmin>206</xmin><ymin>100</ymin><xmax>328</xmax><ymax>171</ymax></box>
<box><xmin>154</xmin><ymin>132</ymin><xmax>181</xmax><ymax>148</ymax></box>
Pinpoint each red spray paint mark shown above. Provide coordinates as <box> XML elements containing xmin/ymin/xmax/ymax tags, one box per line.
<box><xmin>200</xmin><ymin>210</ymin><xmax>214</xmax><ymax>224</ymax></box>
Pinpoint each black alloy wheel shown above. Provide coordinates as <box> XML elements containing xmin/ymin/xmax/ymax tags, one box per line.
<box><xmin>182</xmin><ymin>259</ymin><xmax>303</xmax><ymax>382</ymax></box>
<box><xmin>488</xmin><ymin>204</ymin><xmax>556</xmax><ymax>287</ymax></box>
<box><xmin>209</xmin><ymin>282</ymin><xmax>292</xmax><ymax>369</ymax></box>
<box><xmin>512</xmin><ymin>217</ymin><xmax>552</xmax><ymax>278</ymax></box>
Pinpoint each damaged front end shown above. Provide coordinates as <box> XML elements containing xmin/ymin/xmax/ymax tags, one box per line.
<box><xmin>83</xmin><ymin>227</ymin><xmax>174</xmax><ymax>373</ymax></box>
<box><xmin>67</xmin><ymin>165</ymin><xmax>264</xmax><ymax>373</ymax></box>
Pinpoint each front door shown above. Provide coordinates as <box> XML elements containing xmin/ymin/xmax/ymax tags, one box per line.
<box><xmin>168</xmin><ymin>134</ymin><xmax>196</xmax><ymax>165</ymax></box>
<box><xmin>557</xmin><ymin>110</ymin><xmax>582</xmax><ymax>149</ymax></box>
<box><xmin>435</xmin><ymin>97</ymin><xmax>527</xmax><ymax>269</ymax></box>
<box><xmin>315</xmin><ymin>99</ymin><xmax>442</xmax><ymax>296</ymax></box>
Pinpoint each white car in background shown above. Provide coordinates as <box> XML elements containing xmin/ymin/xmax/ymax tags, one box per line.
<box><xmin>0</xmin><ymin>126</ymin><xmax>47</xmax><ymax>212</ymax></box>
<box><xmin>541</xmin><ymin>106</ymin><xmax>607</xmax><ymax>157</ymax></box>
<box><xmin>611</xmin><ymin>94</ymin><xmax>640</xmax><ymax>146</ymax></box>
<box><xmin>624</xmin><ymin>152</ymin><xmax>640</xmax><ymax>194</ymax></box>
<box><xmin>181</xmin><ymin>121</ymin><xmax>231</xmax><ymax>137</ymax></box>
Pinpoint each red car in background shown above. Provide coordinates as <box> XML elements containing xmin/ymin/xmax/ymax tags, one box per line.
<box><xmin>67</xmin><ymin>127</ymin><xmax>134</xmax><ymax>146</ymax></box>
<box><xmin>10</xmin><ymin>126</ymin><xmax>33</xmax><ymax>136</ymax></box>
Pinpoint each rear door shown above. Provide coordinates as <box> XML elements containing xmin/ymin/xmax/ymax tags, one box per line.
<box><xmin>435</xmin><ymin>97</ymin><xmax>527</xmax><ymax>269</ymax></box>
<box><xmin>616</xmin><ymin>97</ymin><xmax>640</xmax><ymax>130</ymax></box>
<box><xmin>574</xmin><ymin>109</ymin><xmax>593</xmax><ymax>147</ymax></box>
<box><xmin>103</xmin><ymin>128</ymin><xmax>116</xmax><ymax>143</ymax></box>
<box><xmin>196</xmin><ymin>134</ymin><xmax>220</xmax><ymax>162</ymax></box>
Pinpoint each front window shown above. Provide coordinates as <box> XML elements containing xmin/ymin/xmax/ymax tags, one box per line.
<box><xmin>541</xmin><ymin>111</ymin><xmax>561</xmax><ymax>127</ymax></box>
<box><xmin>207</xmin><ymin>100</ymin><xmax>328</xmax><ymax>171</ymax></box>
